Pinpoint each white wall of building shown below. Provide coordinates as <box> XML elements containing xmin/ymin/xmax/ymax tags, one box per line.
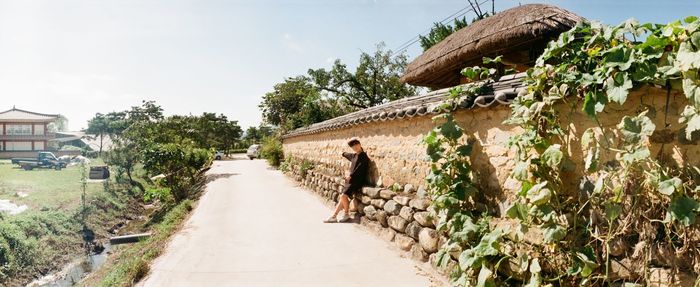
<box><xmin>6</xmin><ymin>141</ymin><xmax>32</xmax><ymax>151</ymax></box>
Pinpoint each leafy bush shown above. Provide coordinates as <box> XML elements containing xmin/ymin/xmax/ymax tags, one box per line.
<box><xmin>142</xmin><ymin>143</ymin><xmax>213</xmax><ymax>202</ymax></box>
<box><xmin>230</xmin><ymin>148</ymin><xmax>247</xmax><ymax>154</ymax></box>
<box><xmin>260</xmin><ymin>136</ymin><xmax>284</xmax><ymax>167</ymax></box>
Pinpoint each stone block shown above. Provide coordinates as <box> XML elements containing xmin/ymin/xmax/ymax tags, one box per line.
<box><xmin>380</xmin><ymin>227</ymin><xmax>396</xmax><ymax>242</ymax></box>
<box><xmin>413</xmin><ymin>211</ymin><xmax>435</xmax><ymax>228</ymax></box>
<box><xmin>388</xmin><ymin>216</ymin><xmax>408</xmax><ymax>233</ymax></box>
<box><xmin>418</xmin><ymin>228</ymin><xmax>439</xmax><ymax>253</ymax></box>
<box><xmin>363</xmin><ymin>205</ymin><xmax>377</xmax><ymax>220</ymax></box>
<box><xmin>383</xmin><ymin>200</ymin><xmax>402</xmax><ymax>215</ymax></box>
<box><xmin>403</xmin><ymin>184</ymin><xmax>415</xmax><ymax>194</ymax></box>
<box><xmin>362</xmin><ymin>187</ymin><xmax>381</xmax><ymax>199</ymax></box>
<box><xmin>376</xmin><ymin>210</ymin><xmax>388</xmax><ymax>227</ymax></box>
<box><xmin>410</xmin><ymin>244</ymin><xmax>429</xmax><ymax>262</ymax></box>
<box><xmin>370</xmin><ymin>199</ymin><xmax>386</xmax><ymax>209</ymax></box>
<box><xmin>399</xmin><ymin>206</ymin><xmax>415</xmax><ymax>221</ymax></box>
<box><xmin>393</xmin><ymin>195</ymin><xmax>411</xmax><ymax>206</ymax></box>
<box><xmin>409</xmin><ymin>198</ymin><xmax>431</xmax><ymax>211</ymax></box>
<box><xmin>379</xmin><ymin>189</ymin><xmax>394</xmax><ymax>200</ymax></box>
<box><xmin>361</xmin><ymin>195</ymin><xmax>372</xmax><ymax>205</ymax></box>
<box><xmin>405</xmin><ymin>222</ymin><xmax>421</xmax><ymax>240</ymax></box>
<box><xmin>394</xmin><ymin>233</ymin><xmax>415</xmax><ymax>251</ymax></box>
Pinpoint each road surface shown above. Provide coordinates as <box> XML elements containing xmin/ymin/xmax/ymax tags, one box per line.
<box><xmin>139</xmin><ymin>155</ymin><xmax>440</xmax><ymax>287</ymax></box>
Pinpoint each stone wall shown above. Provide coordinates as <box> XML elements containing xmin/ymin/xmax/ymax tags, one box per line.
<box><xmin>283</xmin><ymin>86</ymin><xmax>699</xmax><ymax>207</ymax></box>
<box><xmin>282</xmin><ymin>86</ymin><xmax>700</xmax><ymax>284</ymax></box>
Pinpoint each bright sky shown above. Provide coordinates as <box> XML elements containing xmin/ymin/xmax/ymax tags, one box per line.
<box><xmin>0</xmin><ymin>0</ymin><xmax>697</xmax><ymax>131</ymax></box>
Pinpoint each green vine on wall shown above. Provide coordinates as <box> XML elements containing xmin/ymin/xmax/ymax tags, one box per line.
<box><xmin>426</xmin><ymin>17</ymin><xmax>700</xmax><ymax>286</ymax></box>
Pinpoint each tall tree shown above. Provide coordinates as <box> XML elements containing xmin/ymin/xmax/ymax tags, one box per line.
<box><xmin>86</xmin><ymin>113</ymin><xmax>110</xmax><ymax>155</ymax></box>
<box><xmin>308</xmin><ymin>42</ymin><xmax>418</xmax><ymax>109</ymax></box>
<box><xmin>259</xmin><ymin>76</ymin><xmax>344</xmax><ymax>131</ymax></box>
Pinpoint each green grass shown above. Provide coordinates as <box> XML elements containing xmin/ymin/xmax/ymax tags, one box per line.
<box><xmin>0</xmin><ymin>158</ymin><xmax>140</xmax><ymax>286</ymax></box>
<box><xmin>79</xmin><ymin>200</ymin><xmax>194</xmax><ymax>287</ymax></box>
<box><xmin>0</xmin><ymin>159</ymin><xmax>107</xmax><ymax>210</ymax></box>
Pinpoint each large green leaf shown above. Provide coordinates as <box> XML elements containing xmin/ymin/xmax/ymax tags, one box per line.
<box><xmin>604</xmin><ymin>202</ymin><xmax>622</xmax><ymax>221</ymax></box>
<box><xmin>606</xmin><ymin>72</ymin><xmax>633</xmax><ymax>105</ymax></box>
<box><xmin>542</xmin><ymin>223</ymin><xmax>566</xmax><ymax>243</ymax></box>
<box><xmin>668</xmin><ymin>196</ymin><xmax>700</xmax><ymax>226</ymax></box>
<box><xmin>677</xmin><ymin>41</ymin><xmax>700</xmax><ymax>71</ymax></box>
<box><xmin>440</xmin><ymin>119</ymin><xmax>463</xmax><ymax>141</ymax></box>
<box><xmin>506</xmin><ymin>202</ymin><xmax>529</xmax><ymax>221</ymax></box>
<box><xmin>680</xmin><ymin>105</ymin><xmax>700</xmax><ymax>139</ymax></box>
<box><xmin>541</xmin><ymin>144</ymin><xmax>563</xmax><ymax>169</ymax></box>
<box><xmin>618</xmin><ymin>113</ymin><xmax>656</xmax><ymax>144</ymax></box>
<box><xmin>526</xmin><ymin>181</ymin><xmax>552</xmax><ymax>205</ymax></box>
<box><xmin>476</xmin><ymin>264</ymin><xmax>495</xmax><ymax>287</ymax></box>
<box><xmin>658</xmin><ymin>177</ymin><xmax>682</xmax><ymax>195</ymax></box>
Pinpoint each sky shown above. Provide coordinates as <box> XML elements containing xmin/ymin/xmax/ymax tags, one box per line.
<box><xmin>0</xmin><ymin>0</ymin><xmax>698</xmax><ymax>131</ymax></box>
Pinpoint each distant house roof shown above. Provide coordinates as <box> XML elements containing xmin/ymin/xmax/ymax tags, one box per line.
<box><xmin>401</xmin><ymin>4</ymin><xmax>584</xmax><ymax>89</ymax></box>
<box><xmin>283</xmin><ymin>72</ymin><xmax>526</xmax><ymax>139</ymax></box>
<box><xmin>53</xmin><ymin>131</ymin><xmax>114</xmax><ymax>151</ymax></box>
<box><xmin>0</xmin><ymin>107</ymin><xmax>60</xmax><ymax>122</ymax></box>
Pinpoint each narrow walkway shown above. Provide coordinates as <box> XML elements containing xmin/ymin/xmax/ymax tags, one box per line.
<box><xmin>139</xmin><ymin>155</ymin><xmax>438</xmax><ymax>287</ymax></box>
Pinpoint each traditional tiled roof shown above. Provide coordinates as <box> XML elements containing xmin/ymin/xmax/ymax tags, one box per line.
<box><xmin>282</xmin><ymin>72</ymin><xmax>526</xmax><ymax>139</ymax></box>
<box><xmin>0</xmin><ymin>107</ymin><xmax>59</xmax><ymax>122</ymax></box>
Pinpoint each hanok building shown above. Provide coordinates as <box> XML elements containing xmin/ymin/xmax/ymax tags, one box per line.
<box><xmin>0</xmin><ymin>107</ymin><xmax>59</xmax><ymax>157</ymax></box>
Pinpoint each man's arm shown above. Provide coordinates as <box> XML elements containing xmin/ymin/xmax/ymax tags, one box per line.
<box><xmin>342</xmin><ymin>152</ymin><xmax>353</xmax><ymax>161</ymax></box>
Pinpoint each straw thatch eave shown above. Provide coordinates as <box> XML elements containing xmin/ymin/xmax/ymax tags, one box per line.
<box><xmin>401</xmin><ymin>4</ymin><xmax>585</xmax><ymax>89</ymax></box>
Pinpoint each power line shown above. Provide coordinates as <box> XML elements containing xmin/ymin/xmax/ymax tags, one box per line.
<box><xmin>390</xmin><ymin>0</ymin><xmax>490</xmax><ymax>58</ymax></box>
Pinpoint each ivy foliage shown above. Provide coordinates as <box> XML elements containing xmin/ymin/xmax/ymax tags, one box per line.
<box><xmin>425</xmin><ymin>16</ymin><xmax>700</xmax><ymax>286</ymax></box>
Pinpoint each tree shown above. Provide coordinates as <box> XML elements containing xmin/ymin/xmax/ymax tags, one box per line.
<box><xmin>86</xmin><ymin>113</ymin><xmax>110</xmax><ymax>155</ymax></box>
<box><xmin>419</xmin><ymin>17</ymin><xmax>469</xmax><ymax>51</ymax></box>
<box><xmin>308</xmin><ymin>42</ymin><xmax>418</xmax><ymax>109</ymax></box>
<box><xmin>259</xmin><ymin>76</ymin><xmax>344</xmax><ymax>131</ymax></box>
<box><xmin>244</xmin><ymin>125</ymin><xmax>274</xmax><ymax>144</ymax></box>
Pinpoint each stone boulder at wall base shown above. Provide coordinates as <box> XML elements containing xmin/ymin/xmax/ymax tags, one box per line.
<box><xmin>362</xmin><ymin>187</ymin><xmax>381</xmax><ymax>199</ymax></box>
<box><xmin>379</xmin><ymin>189</ymin><xmax>394</xmax><ymax>200</ymax></box>
<box><xmin>393</xmin><ymin>195</ymin><xmax>411</xmax><ymax>206</ymax></box>
<box><xmin>363</xmin><ymin>205</ymin><xmax>377</xmax><ymax>220</ymax></box>
<box><xmin>370</xmin><ymin>199</ymin><xmax>386</xmax><ymax>209</ymax></box>
<box><xmin>405</xmin><ymin>222</ymin><xmax>422</xmax><ymax>240</ymax></box>
<box><xmin>383</xmin><ymin>200</ymin><xmax>402</xmax><ymax>215</ymax></box>
<box><xmin>394</xmin><ymin>234</ymin><xmax>415</xmax><ymax>251</ymax></box>
<box><xmin>409</xmin><ymin>198</ymin><xmax>430</xmax><ymax>211</ymax></box>
<box><xmin>399</xmin><ymin>206</ymin><xmax>415</xmax><ymax>221</ymax></box>
<box><xmin>375</xmin><ymin>210</ymin><xmax>388</xmax><ymax>227</ymax></box>
<box><xmin>388</xmin><ymin>216</ymin><xmax>408</xmax><ymax>233</ymax></box>
<box><xmin>413</xmin><ymin>211</ymin><xmax>435</xmax><ymax>228</ymax></box>
<box><xmin>418</xmin><ymin>228</ymin><xmax>439</xmax><ymax>253</ymax></box>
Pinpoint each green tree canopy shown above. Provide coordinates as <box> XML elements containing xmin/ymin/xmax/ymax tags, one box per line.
<box><xmin>308</xmin><ymin>42</ymin><xmax>418</xmax><ymax>109</ymax></box>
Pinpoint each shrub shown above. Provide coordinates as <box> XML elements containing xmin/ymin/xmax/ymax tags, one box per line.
<box><xmin>260</xmin><ymin>136</ymin><xmax>283</xmax><ymax>167</ymax></box>
<box><xmin>142</xmin><ymin>143</ymin><xmax>213</xmax><ymax>202</ymax></box>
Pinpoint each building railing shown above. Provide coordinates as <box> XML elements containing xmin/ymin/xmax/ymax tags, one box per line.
<box><xmin>0</xmin><ymin>133</ymin><xmax>56</xmax><ymax>140</ymax></box>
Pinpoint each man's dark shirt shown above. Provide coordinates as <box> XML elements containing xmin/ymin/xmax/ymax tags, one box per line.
<box><xmin>342</xmin><ymin>150</ymin><xmax>369</xmax><ymax>194</ymax></box>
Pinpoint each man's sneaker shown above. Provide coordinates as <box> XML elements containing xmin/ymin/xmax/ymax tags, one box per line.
<box><xmin>323</xmin><ymin>216</ymin><xmax>337</xmax><ymax>223</ymax></box>
<box><xmin>337</xmin><ymin>215</ymin><xmax>351</xmax><ymax>223</ymax></box>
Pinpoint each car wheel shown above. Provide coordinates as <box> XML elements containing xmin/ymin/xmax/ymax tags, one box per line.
<box><xmin>248</xmin><ymin>157</ymin><xmax>253</xmax><ymax>160</ymax></box>
<box><xmin>215</xmin><ymin>156</ymin><xmax>221</xmax><ymax>160</ymax></box>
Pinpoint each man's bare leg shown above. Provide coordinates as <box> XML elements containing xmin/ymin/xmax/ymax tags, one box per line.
<box><xmin>325</xmin><ymin>194</ymin><xmax>351</xmax><ymax>223</ymax></box>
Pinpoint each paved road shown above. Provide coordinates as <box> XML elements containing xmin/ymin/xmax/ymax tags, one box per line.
<box><xmin>139</xmin><ymin>155</ymin><xmax>438</xmax><ymax>287</ymax></box>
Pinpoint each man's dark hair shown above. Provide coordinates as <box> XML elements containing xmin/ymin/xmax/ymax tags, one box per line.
<box><xmin>347</xmin><ymin>138</ymin><xmax>360</xmax><ymax>147</ymax></box>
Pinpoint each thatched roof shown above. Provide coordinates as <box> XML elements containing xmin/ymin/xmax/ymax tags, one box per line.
<box><xmin>401</xmin><ymin>4</ymin><xmax>584</xmax><ymax>89</ymax></box>
<box><xmin>283</xmin><ymin>72</ymin><xmax>526</xmax><ymax>139</ymax></box>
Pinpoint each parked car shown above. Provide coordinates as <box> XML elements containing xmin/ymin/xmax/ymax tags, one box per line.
<box><xmin>246</xmin><ymin>145</ymin><xmax>260</xmax><ymax>160</ymax></box>
<box><xmin>11</xmin><ymin>152</ymin><xmax>67</xmax><ymax>171</ymax></box>
<box><xmin>214</xmin><ymin>151</ymin><xmax>224</xmax><ymax>160</ymax></box>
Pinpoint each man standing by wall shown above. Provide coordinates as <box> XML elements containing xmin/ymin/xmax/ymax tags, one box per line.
<box><xmin>324</xmin><ymin>138</ymin><xmax>369</xmax><ymax>223</ymax></box>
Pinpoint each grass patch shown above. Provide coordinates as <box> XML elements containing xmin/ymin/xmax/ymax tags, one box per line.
<box><xmin>0</xmin><ymin>159</ymin><xmax>107</xmax><ymax>210</ymax></box>
<box><xmin>0</xmin><ymin>159</ymin><xmax>141</xmax><ymax>286</ymax></box>
<box><xmin>79</xmin><ymin>200</ymin><xmax>194</xmax><ymax>287</ymax></box>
